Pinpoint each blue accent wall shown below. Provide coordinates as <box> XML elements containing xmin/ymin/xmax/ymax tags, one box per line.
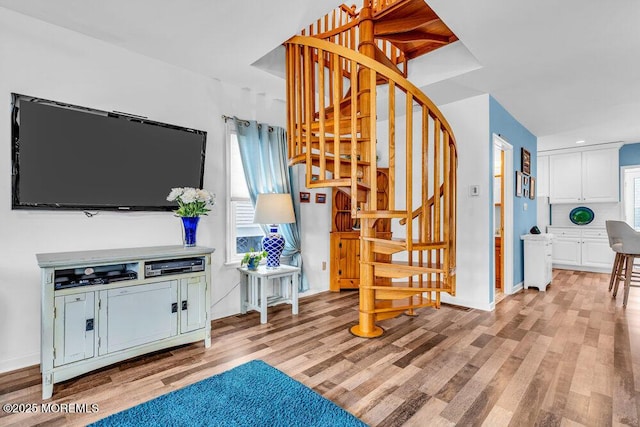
<box><xmin>620</xmin><ymin>142</ymin><xmax>640</xmax><ymax>167</ymax></box>
<box><xmin>489</xmin><ymin>97</ymin><xmax>537</xmax><ymax>298</ymax></box>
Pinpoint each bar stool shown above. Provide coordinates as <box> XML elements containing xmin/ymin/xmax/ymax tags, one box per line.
<box><xmin>605</xmin><ymin>220</ymin><xmax>640</xmax><ymax>307</ymax></box>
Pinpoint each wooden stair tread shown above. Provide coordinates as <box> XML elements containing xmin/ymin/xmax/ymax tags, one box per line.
<box><xmin>298</xmin><ymin>115</ymin><xmax>370</xmax><ymax>134</ymax></box>
<box><xmin>366</xmin><ymin>261</ymin><xmax>445</xmax><ymax>278</ymax></box>
<box><xmin>358</xmin><ymin>210</ymin><xmax>408</xmax><ymax>219</ymax></box>
<box><xmin>378</xmin><ymin>260</ymin><xmax>444</xmax><ymax>269</ymax></box>
<box><xmin>372</xmin><ymin>0</ymin><xmax>458</xmax><ymax>61</ymax></box>
<box><xmin>363</xmin><ymin>236</ymin><xmax>446</xmax><ymax>247</ymax></box>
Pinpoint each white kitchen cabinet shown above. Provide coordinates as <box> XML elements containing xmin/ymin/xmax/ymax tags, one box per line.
<box><xmin>521</xmin><ymin>234</ymin><xmax>553</xmax><ymax>291</ymax></box>
<box><xmin>582</xmin><ymin>149</ymin><xmax>619</xmax><ymax>202</ymax></box>
<box><xmin>537</xmin><ymin>155</ymin><xmax>549</xmax><ymax>197</ymax></box>
<box><xmin>38</xmin><ymin>245</ymin><xmax>214</xmax><ymax>399</ymax></box>
<box><xmin>548</xmin><ymin>147</ymin><xmax>620</xmax><ymax>204</ymax></box>
<box><xmin>548</xmin><ymin>227</ymin><xmax>615</xmax><ymax>271</ymax></box>
<box><xmin>581</xmin><ymin>229</ymin><xmax>616</xmax><ymax>269</ymax></box>
<box><xmin>552</xmin><ymin>236</ymin><xmax>582</xmax><ymax>265</ymax></box>
<box><xmin>549</xmin><ymin>152</ymin><xmax>582</xmax><ymax>203</ymax></box>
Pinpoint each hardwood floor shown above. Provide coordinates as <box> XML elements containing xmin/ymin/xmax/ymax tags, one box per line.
<box><xmin>1</xmin><ymin>269</ymin><xmax>639</xmax><ymax>426</ymax></box>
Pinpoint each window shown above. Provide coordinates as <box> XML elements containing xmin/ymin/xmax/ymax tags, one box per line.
<box><xmin>623</xmin><ymin>167</ymin><xmax>640</xmax><ymax>230</ymax></box>
<box><xmin>226</xmin><ymin>125</ymin><xmax>264</xmax><ymax>263</ymax></box>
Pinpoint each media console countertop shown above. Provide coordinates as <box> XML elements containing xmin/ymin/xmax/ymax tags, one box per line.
<box><xmin>36</xmin><ymin>245</ymin><xmax>215</xmax><ymax>267</ymax></box>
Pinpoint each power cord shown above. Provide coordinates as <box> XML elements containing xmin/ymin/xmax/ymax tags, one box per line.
<box><xmin>211</xmin><ymin>281</ymin><xmax>241</xmax><ymax>308</ymax></box>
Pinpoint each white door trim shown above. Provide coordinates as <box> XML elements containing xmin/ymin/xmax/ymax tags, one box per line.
<box><xmin>493</xmin><ymin>134</ymin><xmax>514</xmax><ymax>296</ymax></box>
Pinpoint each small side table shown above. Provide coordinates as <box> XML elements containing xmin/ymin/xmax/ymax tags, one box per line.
<box><xmin>238</xmin><ymin>265</ymin><xmax>300</xmax><ymax>324</ymax></box>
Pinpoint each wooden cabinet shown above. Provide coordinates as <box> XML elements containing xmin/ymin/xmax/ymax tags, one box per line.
<box><xmin>548</xmin><ymin>148</ymin><xmax>619</xmax><ymax>204</ymax></box>
<box><xmin>38</xmin><ymin>245</ymin><xmax>214</xmax><ymax>399</ymax></box>
<box><xmin>330</xmin><ymin>169</ymin><xmax>391</xmax><ymax>291</ymax></box>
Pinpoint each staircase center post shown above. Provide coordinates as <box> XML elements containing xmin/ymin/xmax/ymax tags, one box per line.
<box><xmin>350</xmin><ymin>2</ymin><xmax>383</xmax><ymax>338</ymax></box>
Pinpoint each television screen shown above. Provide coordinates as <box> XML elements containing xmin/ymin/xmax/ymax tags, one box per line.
<box><xmin>11</xmin><ymin>93</ymin><xmax>207</xmax><ymax>211</ymax></box>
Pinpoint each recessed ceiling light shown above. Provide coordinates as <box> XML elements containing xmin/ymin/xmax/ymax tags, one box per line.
<box><xmin>576</xmin><ymin>140</ymin><xmax>585</xmax><ymax>144</ymax></box>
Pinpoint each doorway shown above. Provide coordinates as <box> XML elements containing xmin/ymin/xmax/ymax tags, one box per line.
<box><xmin>493</xmin><ymin>135</ymin><xmax>514</xmax><ymax>304</ymax></box>
<box><xmin>494</xmin><ymin>146</ymin><xmax>504</xmax><ymax>297</ymax></box>
<box><xmin>622</xmin><ymin>166</ymin><xmax>640</xmax><ymax>229</ymax></box>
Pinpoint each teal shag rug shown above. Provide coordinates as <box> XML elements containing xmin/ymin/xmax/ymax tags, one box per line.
<box><xmin>90</xmin><ymin>360</ymin><xmax>367</xmax><ymax>427</ymax></box>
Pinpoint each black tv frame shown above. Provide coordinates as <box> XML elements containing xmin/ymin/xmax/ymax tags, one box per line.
<box><xmin>11</xmin><ymin>93</ymin><xmax>207</xmax><ymax>212</ymax></box>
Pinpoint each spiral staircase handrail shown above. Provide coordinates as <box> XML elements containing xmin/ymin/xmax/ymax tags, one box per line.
<box><xmin>286</xmin><ymin>35</ymin><xmax>457</xmax><ymax>154</ymax></box>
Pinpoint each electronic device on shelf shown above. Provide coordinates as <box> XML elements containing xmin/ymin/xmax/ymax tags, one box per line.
<box><xmin>54</xmin><ymin>264</ymin><xmax>137</xmax><ymax>290</ymax></box>
<box><xmin>144</xmin><ymin>257</ymin><xmax>205</xmax><ymax>277</ymax></box>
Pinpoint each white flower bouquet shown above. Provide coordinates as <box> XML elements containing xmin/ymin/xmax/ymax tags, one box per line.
<box><xmin>166</xmin><ymin>187</ymin><xmax>216</xmax><ymax>217</ymax></box>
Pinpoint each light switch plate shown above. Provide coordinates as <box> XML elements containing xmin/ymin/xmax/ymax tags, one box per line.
<box><xmin>469</xmin><ymin>185</ymin><xmax>480</xmax><ymax>197</ymax></box>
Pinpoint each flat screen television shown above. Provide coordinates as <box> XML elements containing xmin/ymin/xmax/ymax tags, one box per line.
<box><xmin>11</xmin><ymin>93</ymin><xmax>207</xmax><ymax>211</ymax></box>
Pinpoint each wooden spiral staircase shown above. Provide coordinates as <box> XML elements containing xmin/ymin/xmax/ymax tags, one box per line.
<box><xmin>285</xmin><ymin>0</ymin><xmax>458</xmax><ymax>337</ymax></box>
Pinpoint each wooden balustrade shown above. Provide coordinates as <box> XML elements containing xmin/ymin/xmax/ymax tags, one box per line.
<box><xmin>286</xmin><ymin>34</ymin><xmax>457</xmax><ymax>337</ymax></box>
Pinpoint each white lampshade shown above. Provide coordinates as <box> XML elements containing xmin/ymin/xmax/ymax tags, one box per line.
<box><xmin>253</xmin><ymin>193</ymin><xmax>296</xmax><ymax>224</ymax></box>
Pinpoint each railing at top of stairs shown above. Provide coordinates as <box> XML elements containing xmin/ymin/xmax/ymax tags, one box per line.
<box><xmin>300</xmin><ymin>3</ymin><xmax>407</xmax><ymax>77</ymax></box>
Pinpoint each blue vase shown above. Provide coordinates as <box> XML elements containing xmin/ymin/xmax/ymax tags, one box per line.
<box><xmin>181</xmin><ymin>217</ymin><xmax>200</xmax><ymax>247</ymax></box>
<box><xmin>263</xmin><ymin>233</ymin><xmax>285</xmax><ymax>268</ymax></box>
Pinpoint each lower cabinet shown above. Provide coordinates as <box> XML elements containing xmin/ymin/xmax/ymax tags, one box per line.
<box><xmin>39</xmin><ymin>246</ymin><xmax>214</xmax><ymax>399</ymax></box>
<box><xmin>330</xmin><ymin>232</ymin><xmax>391</xmax><ymax>291</ymax></box>
<box><xmin>330</xmin><ymin>232</ymin><xmax>361</xmax><ymax>291</ymax></box>
<box><xmin>53</xmin><ymin>292</ymin><xmax>95</xmax><ymax>366</ymax></box>
<box><xmin>101</xmin><ymin>281</ymin><xmax>179</xmax><ymax>355</ymax></box>
<box><xmin>548</xmin><ymin>227</ymin><xmax>615</xmax><ymax>271</ymax></box>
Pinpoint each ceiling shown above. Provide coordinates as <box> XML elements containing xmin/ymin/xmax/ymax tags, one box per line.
<box><xmin>1</xmin><ymin>0</ymin><xmax>639</xmax><ymax>151</ymax></box>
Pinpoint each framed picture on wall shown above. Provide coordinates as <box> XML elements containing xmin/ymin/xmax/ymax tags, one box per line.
<box><xmin>521</xmin><ymin>148</ymin><xmax>531</xmax><ymax>175</ymax></box>
<box><xmin>529</xmin><ymin>177</ymin><xmax>536</xmax><ymax>200</ymax></box>
<box><xmin>300</xmin><ymin>192</ymin><xmax>310</xmax><ymax>203</ymax></box>
<box><xmin>316</xmin><ymin>193</ymin><xmax>326</xmax><ymax>204</ymax></box>
<box><xmin>516</xmin><ymin>171</ymin><xmax>523</xmax><ymax>197</ymax></box>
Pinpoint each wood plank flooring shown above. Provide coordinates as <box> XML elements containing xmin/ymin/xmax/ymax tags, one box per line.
<box><xmin>1</xmin><ymin>269</ymin><xmax>640</xmax><ymax>426</ymax></box>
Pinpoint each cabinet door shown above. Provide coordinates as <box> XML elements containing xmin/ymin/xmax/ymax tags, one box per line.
<box><xmin>582</xmin><ymin>238</ymin><xmax>616</xmax><ymax>268</ymax></box>
<box><xmin>54</xmin><ymin>292</ymin><xmax>95</xmax><ymax>367</ymax></box>
<box><xmin>331</xmin><ymin>233</ymin><xmax>360</xmax><ymax>290</ymax></box>
<box><xmin>104</xmin><ymin>281</ymin><xmax>178</xmax><ymax>353</ymax></box>
<box><xmin>537</xmin><ymin>155</ymin><xmax>549</xmax><ymax>197</ymax></box>
<box><xmin>582</xmin><ymin>148</ymin><xmax>619</xmax><ymax>202</ymax></box>
<box><xmin>549</xmin><ymin>152</ymin><xmax>582</xmax><ymax>203</ymax></box>
<box><xmin>180</xmin><ymin>276</ymin><xmax>207</xmax><ymax>333</ymax></box>
<box><xmin>552</xmin><ymin>237</ymin><xmax>581</xmax><ymax>265</ymax></box>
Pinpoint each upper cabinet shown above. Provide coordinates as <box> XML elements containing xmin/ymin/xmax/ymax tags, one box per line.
<box><xmin>537</xmin><ymin>155</ymin><xmax>549</xmax><ymax>197</ymax></box>
<box><xmin>548</xmin><ymin>147</ymin><xmax>620</xmax><ymax>204</ymax></box>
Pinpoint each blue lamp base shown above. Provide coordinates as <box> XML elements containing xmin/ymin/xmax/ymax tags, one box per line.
<box><xmin>263</xmin><ymin>229</ymin><xmax>285</xmax><ymax>268</ymax></box>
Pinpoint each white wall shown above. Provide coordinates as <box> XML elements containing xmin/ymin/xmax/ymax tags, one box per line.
<box><xmin>0</xmin><ymin>8</ymin><xmax>294</xmax><ymax>372</ymax></box>
<box><xmin>438</xmin><ymin>94</ymin><xmax>492</xmax><ymax>310</ymax></box>
<box><xmin>293</xmin><ymin>166</ymin><xmax>331</xmax><ymax>292</ymax></box>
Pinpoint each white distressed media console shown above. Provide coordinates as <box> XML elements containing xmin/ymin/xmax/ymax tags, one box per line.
<box><xmin>37</xmin><ymin>245</ymin><xmax>214</xmax><ymax>399</ymax></box>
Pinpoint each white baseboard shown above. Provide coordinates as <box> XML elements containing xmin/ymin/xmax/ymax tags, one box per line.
<box><xmin>553</xmin><ymin>264</ymin><xmax>610</xmax><ymax>273</ymax></box>
<box><xmin>510</xmin><ymin>281</ymin><xmax>524</xmax><ymax>294</ymax></box>
<box><xmin>0</xmin><ymin>352</ymin><xmax>39</xmax><ymax>374</ymax></box>
<box><xmin>440</xmin><ymin>294</ymin><xmax>492</xmax><ymax>311</ymax></box>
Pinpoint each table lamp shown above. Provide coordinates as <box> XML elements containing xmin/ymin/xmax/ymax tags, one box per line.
<box><xmin>253</xmin><ymin>193</ymin><xmax>296</xmax><ymax>268</ymax></box>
